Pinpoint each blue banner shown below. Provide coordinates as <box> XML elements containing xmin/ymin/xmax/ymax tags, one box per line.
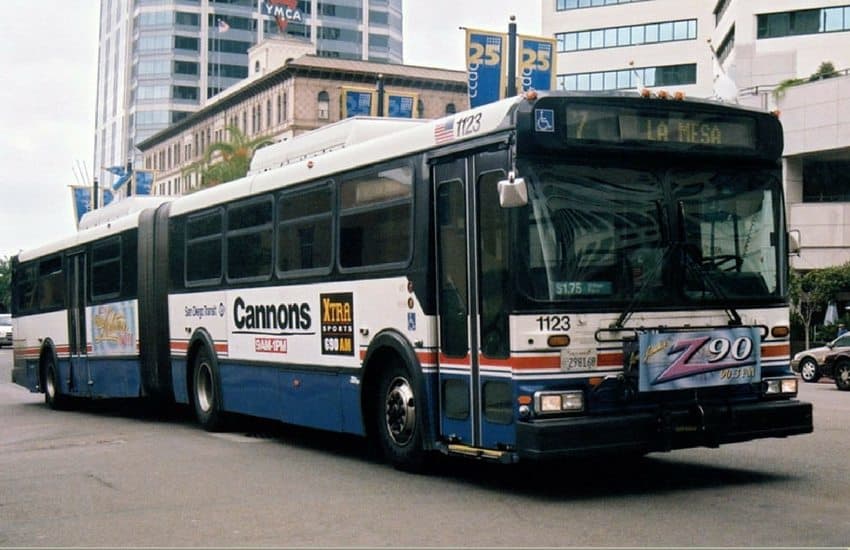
<box><xmin>102</xmin><ymin>189</ymin><xmax>114</xmax><ymax>206</ymax></box>
<box><xmin>519</xmin><ymin>35</ymin><xmax>557</xmax><ymax>93</ymax></box>
<box><xmin>135</xmin><ymin>171</ymin><xmax>154</xmax><ymax>195</ymax></box>
<box><xmin>343</xmin><ymin>89</ymin><xmax>375</xmax><ymax>117</ymax></box>
<box><xmin>637</xmin><ymin>327</ymin><xmax>761</xmax><ymax>392</ymax></box>
<box><xmin>71</xmin><ymin>186</ymin><xmax>91</xmax><ymax>226</ymax></box>
<box><xmin>466</xmin><ymin>29</ymin><xmax>507</xmax><ymax>108</ymax></box>
<box><xmin>387</xmin><ymin>93</ymin><xmax>416</xmax><ymax>118</ymax></box>
<box><xmin>111</xmin><ymin>173</ymin><xmax>131</xmax><ymax>191</ymax></box>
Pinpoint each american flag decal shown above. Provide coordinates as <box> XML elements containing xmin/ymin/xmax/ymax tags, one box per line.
<box><xmin>434</xmin><ymin>118</ymin><xmax>455</xmax><ymax>144</ymax></box>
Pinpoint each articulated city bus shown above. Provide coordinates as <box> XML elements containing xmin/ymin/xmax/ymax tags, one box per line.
<box><xmin>11</xmin><ymin>91</ymin><xmax>812</xmax><ymax>469</ymax></box>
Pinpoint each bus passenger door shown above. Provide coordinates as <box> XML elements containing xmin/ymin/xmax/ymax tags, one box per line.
<box><xmin>434</xmin><ymin>158</ymin><xmax>478</xmax><ymax>447</ymax></box>
<box><xmin>66</xmin><ymin>251</ymin><xmax>89</xmax><ymax>396</ymax></box>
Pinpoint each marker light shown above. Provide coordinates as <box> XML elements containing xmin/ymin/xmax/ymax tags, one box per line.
<box><xmin>771</xmin><ymin>325</ymin><xmax>790</xmax><ymax>338</ymax></box>
<box><xmin>547</xmin><ymin>335</ymin><xmax>570</xmax><ymax>347</ymax></box>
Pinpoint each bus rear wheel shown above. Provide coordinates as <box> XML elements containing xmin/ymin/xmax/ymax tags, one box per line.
<box><xmin>43</xmin><ymin>357</ymin><xmax>69</xmax><ymax>410</ymax></box>
<box><xmin>192</xmin><ymin>347</ymin><xmax>226</xmax><ymax>431</ymax></box>
<box><xmin>376</xmin><ymin>363</ymin><xmax>427</xmax><ymax>471</ymax></box>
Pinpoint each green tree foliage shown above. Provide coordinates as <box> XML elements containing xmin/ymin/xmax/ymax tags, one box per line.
<box><xmin>182</xmin><ymin>125</ymin><xmax>274</xmax><ymax>191</ymax></box>
<box><xmin>790</xmin><ymin>262</ymin><xmax>850</xmax><ymax>347</ymax></box>
<box><xmin>0</xmin><ymin>256</ymin><xmax>11</xmax><ymax>312</ymax></box>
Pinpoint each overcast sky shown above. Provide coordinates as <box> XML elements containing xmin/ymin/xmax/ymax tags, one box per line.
<box><xmin>0</xmin><ymin>1</ymin><xmax>540</xmax><ymax>259</ymax></box>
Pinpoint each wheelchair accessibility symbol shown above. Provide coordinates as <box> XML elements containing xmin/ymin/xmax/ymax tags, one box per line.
<box><xmin>535</xmin><ymin>109</ymin><xmax>555</xmax><ymax>133</ymax></box>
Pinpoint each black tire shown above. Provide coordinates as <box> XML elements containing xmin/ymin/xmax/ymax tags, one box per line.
<box><xmin>834</xmin><ymin>361</ymin><xmax>850</xmax><ymax>391</ymax></box>
<box><xmin>43</xmin><ymin>357</ymin><xmax>70</xmax><ymax>410</ymax></box>
<box><xmin>375</xmin><ymin>362</ymin><xmax>428</xmax><ymax>471</ymax></box>
<box><xmin>799</xmin><ymin>358</ymin><xmax>821</xmax><ymax>383</ymax></box>
<box><xmin>192</xmin><ymin>346</ymin><xmax>226</xmax><ymax>431</ymax></box>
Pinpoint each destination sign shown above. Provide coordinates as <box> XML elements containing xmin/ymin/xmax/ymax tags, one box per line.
<box><xmin>564</xmin><ymin>106</ymin><xmax>757</xmax><ymax>150</ymax></box>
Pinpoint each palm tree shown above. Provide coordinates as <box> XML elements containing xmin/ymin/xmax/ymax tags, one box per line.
<box><xmin>182</xmin><ymin>125</ymin><xmax>275</xmax><ymax>191</ymax></box>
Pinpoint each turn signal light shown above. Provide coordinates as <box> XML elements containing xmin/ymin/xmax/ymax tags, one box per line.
<box><xmin>547</xmin><ymin>335</ymin><xmax>570</xmax><ymax>347</ymax></box>
<box><xmin>771</xmin><ymin>325</ymin><xmax>790</xmax><ymax>338</ymax></box>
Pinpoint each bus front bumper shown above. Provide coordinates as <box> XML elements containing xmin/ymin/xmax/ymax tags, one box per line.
<box><xmin>516</xmin><ymin>399</ymin><xmax>813</xmax><ymax>460</ymax></box>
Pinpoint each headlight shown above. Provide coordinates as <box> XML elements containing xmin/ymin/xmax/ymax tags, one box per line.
<box><xmin>763</xmin><ymin>377</ymin><xmax>797</xmax><ymax>397</ymax></box>
<box><xmin>534</xmin><ymin>390</ymin><xmax>584</xmax><ymax>414</ymax></box>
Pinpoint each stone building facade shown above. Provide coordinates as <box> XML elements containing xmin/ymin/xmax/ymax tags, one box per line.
<box><xmin>137</xmin><ymin>38</ymin><xmax>467</xmax><ymax>196</ymax></box>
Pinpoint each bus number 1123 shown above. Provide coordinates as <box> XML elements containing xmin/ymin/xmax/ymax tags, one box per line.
<box><xmin>536</xmin><ymin>315</ymin><xmax>571</xmax><ymax>332</ymax></box>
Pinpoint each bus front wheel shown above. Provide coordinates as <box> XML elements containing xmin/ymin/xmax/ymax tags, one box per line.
<box><xmin>376</xmin><ymin>363</ymin><xmax>427</xmax><ymax>471</ymax></box>
<box><xmin>192</xmin><ymin>347</ymin><xmax>226</xmax><ymax>431</ymax></box>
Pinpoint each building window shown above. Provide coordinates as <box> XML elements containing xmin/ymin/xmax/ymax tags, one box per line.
<box><xmin>445</xmin><ymin>103</ymin><xmax>457</xmax><ymax>115</ymax></box>
<box><xmin>757</xmin><ymin>6</ymin><xmax>850</xmax><ymax>39</ymax></box>
<box><xmin>556</xmin><ymin>19</ymin><xmax>697</xmax><ymax>52</ymax></box>
<box><xmin>714</xmin><ymin>0</ymin><xmax>732</xmax><ymax>24</ymax></box>
<box><xmin>556</xmin><ymin>0</ymin><xmax>648</xmax><ymax>10</ymax></box>
<box><xmin>318</xmin><ymin>91</ymin><xmax>330</xmax><ymax>120</ymax></box>
<box><xmin>558</xmin><ymin>63</ymin><xmax>697</xmax><ymax>91</ymax></box>
<box><xmin>803</xmin><ymin>161</ymin><xmax>850</xmax><ymax>202</ymax></box>
<box><xmin>715</xmin><ymin>25</ymin><xmax>735</xmax><ymax>64</ymax></box>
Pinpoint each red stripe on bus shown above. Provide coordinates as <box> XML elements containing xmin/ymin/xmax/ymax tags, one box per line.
<box><xmin>597</xmin><ymin>352</ymin><xmax>624</xmax><ymax>367</ymax></box>
<box><xmin>761</xmin><ymin>343</ymin><xmax>790</xmax><ymax>358</ymax></box>
<box><xmin>169</xmin><ymin>340</ymin><xmax>228</xmax><ymax>354</ymax></box>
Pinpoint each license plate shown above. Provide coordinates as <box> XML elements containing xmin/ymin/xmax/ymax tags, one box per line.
<box><xmin>560</xmin><ymin>349</ymin><xmax>597</xmax><ymax>371</ymax></box>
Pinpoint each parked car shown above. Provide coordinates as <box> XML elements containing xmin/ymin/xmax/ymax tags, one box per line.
<box><xmin>0</xmin><ymin>313</ymin><xmax>12</xmax><ymax>348</ymax></box>
<box><xmin>821</xmin><ymin>352</ymin><xmax>850</xmax><ymax>391</ymax></box>
<box><xmin>790</xmin><ymin>333</ymin><xmax>850</xmax><ymax>383</ymax></box>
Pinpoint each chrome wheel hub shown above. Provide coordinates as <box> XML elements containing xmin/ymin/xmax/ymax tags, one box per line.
<box><xmin>385</xmin><ymin>376</ymin><xmax>415</xmax><ymax>446</ymax></box>
<box><xmin>196</xmin><ymin>362</ymin><xmax>214</xmax><ymax>412</ymax></box>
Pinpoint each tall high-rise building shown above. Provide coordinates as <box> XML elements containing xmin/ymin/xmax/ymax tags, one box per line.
<box><xmin>93</xmin><ymin>0</ymin><xmax>403</xmax><ymax>190</ymax></box>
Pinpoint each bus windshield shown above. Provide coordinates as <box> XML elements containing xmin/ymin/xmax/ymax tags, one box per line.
<box><xmin>515</xmin><ymin>159</ymin><xmax>784</xmax><ymax>308</ymax></box>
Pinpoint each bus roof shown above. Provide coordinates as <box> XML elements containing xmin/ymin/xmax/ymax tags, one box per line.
<box><xmin>169</xmin><ymin>94</ymin><xmax>524</xmax><ymax>217</ymax></box>
<box><xmin>17</xmin><ymin>196</ymin><xmax>173</xmax><ymax>262</ymax></box>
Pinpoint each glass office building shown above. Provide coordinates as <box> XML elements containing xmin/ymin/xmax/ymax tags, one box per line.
<box><xmin>93</xmin><ymin>0</ymin><xmax>403</xmax><ymax>190</ymax></box>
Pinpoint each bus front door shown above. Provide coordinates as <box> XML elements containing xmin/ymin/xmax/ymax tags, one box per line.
<box><xmin>435</xmin><ymin>158</ymin><xmax>479</xmax><ymax>448</ymax></box>
<box><xmin>66</xmin><ymin>251</ymin><xmax>89</xmax><ymax>396</ymax></box>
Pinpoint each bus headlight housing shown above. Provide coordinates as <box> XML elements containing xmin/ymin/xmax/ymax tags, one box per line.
<box><xmin>534</xmin><ymin>390</ymin><xmax>584</xmax><ymax>415</ymax></box>
<box><xmin>763</xmin><ymin>377</ymin><xmax>797</xmax><ymax>397</ymax></box>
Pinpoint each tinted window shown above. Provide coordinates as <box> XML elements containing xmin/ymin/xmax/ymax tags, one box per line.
<box><xmin>92</xmin><ymin>237</ymin><xmax>122</xmax><ymax>299</ymax></box>
<box><xmin>186</xmin><ymin>210</ymin><xmax>223</xmax><ymax>284</ymax></box>
<box><xmin>38</xmin><ymin>256</ymin><xmax>65</xmax><ymax>309</ymax></box>
<box><xmin>227</xmin><ymin>199</ymin><xmax>273</xmax><ymax>281</ymax></box>
<box><xmin>278</xmin><ymin>185</ymin><xmax>333</xmax><ymax>274</ymax></box>
<box><xmin>339</xmin><ymin>165</ymin><xmax>412</xmax><ymax>268</ymax></box>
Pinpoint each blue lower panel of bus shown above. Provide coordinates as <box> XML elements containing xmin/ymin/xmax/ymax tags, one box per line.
<box><xmin>34</xmin><ymin>357</ymin><xmax>143</xmax><ymax>399</ymax></box>
<box><xmin>171</xmin><ymin>359</ymin><xmax>364</xmax><ymax>436</ymax></box>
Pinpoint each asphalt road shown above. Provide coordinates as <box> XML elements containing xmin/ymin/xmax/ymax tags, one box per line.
<box><xmin>1</xmin><ymin>348</ymin><xmax>847</xmax><ymax>547</ymax></box>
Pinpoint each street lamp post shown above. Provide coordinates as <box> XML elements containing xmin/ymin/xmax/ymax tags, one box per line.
<box><xmin>507</xmin><ymin>15</ymin><xmax>518</xmax><ymax>97</ymax></box>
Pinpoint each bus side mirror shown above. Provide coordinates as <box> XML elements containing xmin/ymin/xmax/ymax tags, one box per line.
<box><xmin>789</xmin><ymin>229</ymin><xmax>801</xmax><ymax>256</ymax></box>
<box><xmin>498</xmin><ymin>172</ymin><xmax>528</xmax><ymax>208</ymax></box>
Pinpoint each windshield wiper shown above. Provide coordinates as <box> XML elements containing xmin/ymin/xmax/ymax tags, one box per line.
<box><xmin>676</xmin><ymin>201</ymin><xmax>742</xmax><ymax>326</ymax></box>
<box><xmin>611</xmin><ymin>200</ymin><xmax>668</xmax><ymax>329</ymax></box>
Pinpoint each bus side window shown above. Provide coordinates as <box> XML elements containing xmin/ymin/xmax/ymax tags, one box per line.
<box><xmin>278</xmin><ymin>185</ymin><xmax>333</xmax><ymax>275</ymax></box>
<box><xmin>339</xmin><ymin>165</ymin><xmax>413</xmax><ymax>269</ymax></box>
<box><xmin>38</xmin><ymin>256</ymin><xmax>65</xmax><ymax>309</ymax></box>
